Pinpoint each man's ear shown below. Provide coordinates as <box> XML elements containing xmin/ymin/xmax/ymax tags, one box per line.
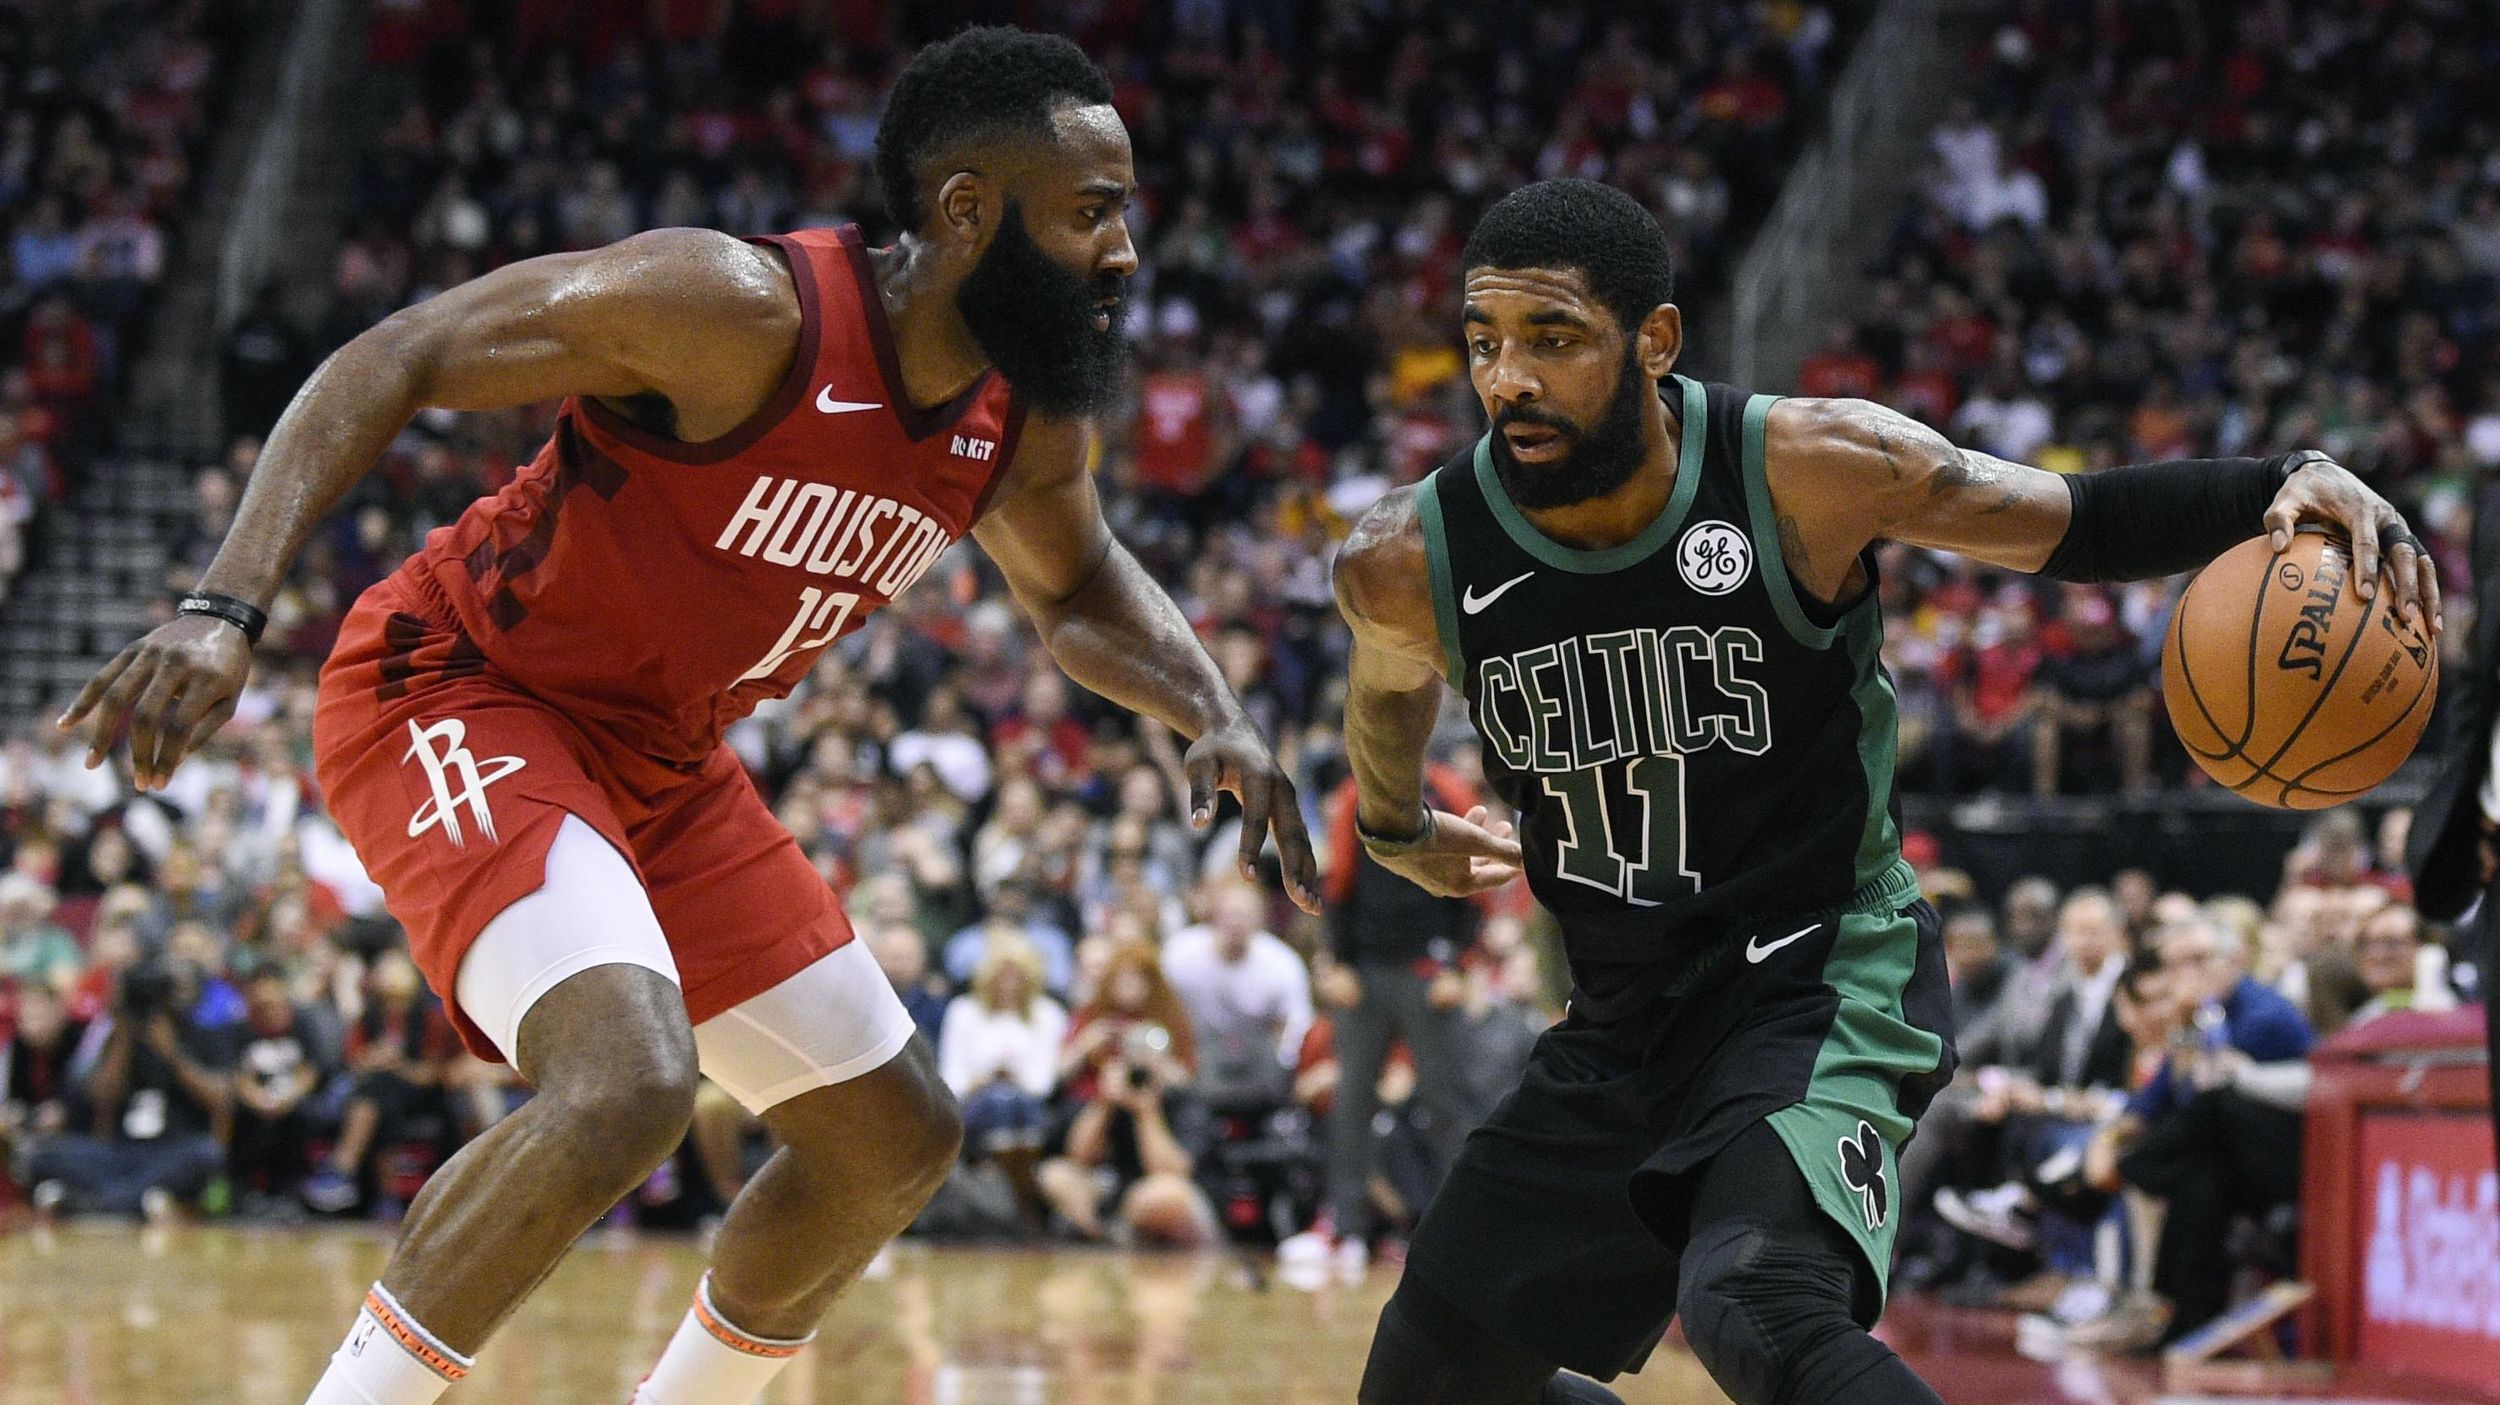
<box><xmin>935</xmin><ymin>170</ymin><xmax>992</xmax><ymax>247</ymax></box>
<box><xmin>1637</xmin><ymin>304</ymin><xmax>1685</xmax><ymax>379</ymax></box>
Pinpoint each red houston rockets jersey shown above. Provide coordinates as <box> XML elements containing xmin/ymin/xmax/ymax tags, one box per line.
<box><xmin>399</xmin><ymin>225</ymin><xmax>1026</xmax><ymax>764</ymax></box>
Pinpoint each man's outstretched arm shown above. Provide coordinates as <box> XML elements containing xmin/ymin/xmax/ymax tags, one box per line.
<box><xmin>61</xmin><ymin>228</ymin><xmax>803</xmax><ymax>787</ymax></box>
<box><xmin>1330</xmin><ymin>486</ymin><xmax>1521</xmax><ymax>899</ymax></box>
<box><xmin>1763</xmin><ymin>396</ymin><xmax>2441</xmax><ymax>631</ymax></box>
<box><xmin>974</xmin><ymin>413</ymin><xmax>1319</xmax><ymax>912</ymax></box>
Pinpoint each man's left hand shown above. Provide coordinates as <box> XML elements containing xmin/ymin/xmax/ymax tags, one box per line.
<box><xmin>1183</xmin><ymin>717</ymin><xmax>1320</xmax><ymax>913</ymax></box>
<box><xmin>2262</xmin><ymin>450</ymin><xmax>2442</xmax><ymax>633</ymax></box>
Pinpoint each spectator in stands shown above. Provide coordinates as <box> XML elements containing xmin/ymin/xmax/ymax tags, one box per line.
<box><xmin>219</xmin><ymin>283</ymin><xmax>310</xmax><ymax>443</ymax></box>
<box><xmin>1941</xmin><ymin>900</ymin><xmax>2012</xmax><ymax>1036</ymax></box>
<box><xmin>2</xmin><ymin>983</ymin><xmax>85</xmax><ymax>1186</ymax></box>
<box><xmin>227</xmin><ymin>967</ymin><xmax>331</xmax><ymax>1212</ymax></box>
<box><xmin>302</xmin><ymin>952</ymin><xmax>457</xmax><ymax>1213</ymax></box>
<box><xmin>1163</xmin><ymin>878</ymin><xmax>1313</xmax><ymax>1111</ymax></box>
<box><xmin>1041</xmin><ymin>943</ymin><xmax>1211</xmax><ymax>1247</ymax></box>
<box><xmin>869</xmin><ymin>920</ymin><xmax>949</xmax><ymax>1046</ymax></box>
<box><xmin>26</xmin><ymin>956</ymin><xmax>233</xmax><ymax>1220</ymax></box>
<box><xmin>943</xmin><ymin>878</ymin><xmax>1076</xmax><ymax>999</ymax></box>
<box><xmin>1937</xmin><ymin>591</ymin><xmax>2042</xmax><ymax>791</ymax></box>
<box><xmin>1931</xmin><ymin>890</ymin><xmax>2133</xmax><ymax>1262</ymax></box>
<box><xmin>938</xmin><ymin>935</ymin><xmax>1066</xmax><ymax>1165</ymax></box>
<box><xmin>2348</xmin><ymin>903</ymin><xmax>2456</xmax><ymax>1023</ymax></box>
<box><xmin>2083</xmin><ymin>915</ymin><xmax>2316</xmax><ymax>1345</ymax></box>
<box><xmin>1296</xmin><ymin>761</ymin><xmax>1479</xmax><ymax>1270</ymax></box>
<box><xmin>2031</xmin><ymin>589</ymin><xmax>2154</xmax><ymax>795</ymax></box>
<box><xmin>0</xmin><ymin>450</ymin><xmax>26</xmax><ymax>605</ymax></box>
<box><xmin>1796</xmin><ymin>322</ymin><xmax>1884</xmax><ymax>401</ymax></box>
<box><xmin>0</xmin><ymin>872</ymin><xmax>78</xmax><ymax>994</ymax></box>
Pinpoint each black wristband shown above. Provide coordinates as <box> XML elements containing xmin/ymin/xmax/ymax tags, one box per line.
<box><xmin>2037</xmin><ymin>452</ymin><xmax>2296</xmax><ymax>583</ymax></box>
<box><xmin>176</xmin><ymin>591</ymin><xmax>267</xmax><ymax>646</ymax></box>
<box><xmin>1357</xmin><ymin>808</ymin><xmax>1436</xmax><ymax>858</ymax></box>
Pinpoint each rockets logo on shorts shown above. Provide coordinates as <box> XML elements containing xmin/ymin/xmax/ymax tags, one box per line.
<box><xmin>403</xmin><ymin>717</ymin><xmax>526</xmax><ymax>849</ymax></box>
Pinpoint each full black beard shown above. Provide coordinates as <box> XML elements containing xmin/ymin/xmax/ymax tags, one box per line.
<box><xmin>1487</xmin><ymin>346</ymin><xmax>1656</xmax><ymax>510</ymax></box>
<box><xmin>955</xmin><ymin>202</ymin><xmax>1127</xmax><ymax>416</ymax></box>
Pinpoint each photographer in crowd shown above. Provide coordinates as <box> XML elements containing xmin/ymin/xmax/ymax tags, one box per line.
<box><xmin>1040</xmin><ymin>943</ymin><xmax>1212</xmax><ymax>1246</ymax></box>
<box><xmin>25</xmin><ymin>957</ymin><xmax>233</xmax><ymax>1219</ymax></box>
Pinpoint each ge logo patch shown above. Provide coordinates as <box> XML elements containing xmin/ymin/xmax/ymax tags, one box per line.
<box><xmin>1838</xmin><ymin>1120</ymin><xmax>1889</xmax><ymax>1231</ymax></box>
<box><xmin>1677</xmin><ymin>521</ymin><xmax>1751</xmax><ymax>596</ymax></box>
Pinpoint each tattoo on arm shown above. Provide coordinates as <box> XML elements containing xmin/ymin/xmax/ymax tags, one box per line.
<box><xmin>1777</xmin><ymin>512</ymin><xmax>1814</xmax><ymax>584</ymax></box>
<box><xmin>1930</xmin><ymin>443</ymin><xmax>2026</xmax><ymax>515</ymax></box>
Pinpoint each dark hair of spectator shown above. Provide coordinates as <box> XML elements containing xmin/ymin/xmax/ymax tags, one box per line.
<box><xmin>874</xmin><ymin>26</ymin><xmax>1116</xmax><ymax>230</ymax></box>
<box><xmin>1461</xmin><ymin>179</ymin><xmax>1677</xmax><ymax>334</ymax></box>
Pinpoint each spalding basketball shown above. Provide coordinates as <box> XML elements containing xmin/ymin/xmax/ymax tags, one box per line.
<box><xmin>2162</xmin><ymin>532</ymin><xmax>2438</xmax><ymax>809</ymax></box>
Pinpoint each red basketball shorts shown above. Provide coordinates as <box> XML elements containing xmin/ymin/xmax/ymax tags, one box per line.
<box><xmin>312</xmin><ymin>572</ymin><xmax>851</xmax><ymax>1063</ymax></box>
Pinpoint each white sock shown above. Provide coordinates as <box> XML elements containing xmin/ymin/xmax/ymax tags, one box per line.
<box><xmin>632</xmin><ymin>1273</ymin><xmax>813</xmax><ymax>1405</ymax></box>
<box><xmin>302</xmin><ymin>1284</ymin><xmax>472</xmax><ymax>1405</ymax></box>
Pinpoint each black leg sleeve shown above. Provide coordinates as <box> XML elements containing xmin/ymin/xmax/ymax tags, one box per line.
<box><xmin>1676</xmin><ymin>1123</ymin><xmax>1945</xmax><ymax>1405</ymax></box>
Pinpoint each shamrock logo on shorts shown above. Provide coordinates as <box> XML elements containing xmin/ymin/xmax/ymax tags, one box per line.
<box><xmin>1837</xmin><ymin>1120</ymin><xmax>1888</xmax><ymax>1231</ymax></box>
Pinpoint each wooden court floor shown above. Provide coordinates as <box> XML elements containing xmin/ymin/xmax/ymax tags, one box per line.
<box><xmin>0</xmin><ymin>1223</ymin><xmax>2483</xmax><ymax>1404</ymax></box>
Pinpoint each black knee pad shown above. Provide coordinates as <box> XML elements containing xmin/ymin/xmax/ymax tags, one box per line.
<box><xmin>1676</xmin><ymin>1215</ymin><xmax>1865</xmax><ymax>1405</ymax></box>
<box><xmin>1677</xmin><ymin>1217</ymin><xmax>1785</xmax><ymax>1405</ymax></box>
<box><xmin>1358</xmin><ymin>1275</ymin><xmax>1558</xmax><ymax>1405</ymax></box>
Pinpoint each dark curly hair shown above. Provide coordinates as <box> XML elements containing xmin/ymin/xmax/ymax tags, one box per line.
<box><xmin>874</xmin><ymin>26</ymin><xmax>1115</xmax><ymax>231</ymax></box>
<box><xmin>1461</xmin><ymin>179</ymin><xmax>1677</xmax><ymax>332</ymax></box>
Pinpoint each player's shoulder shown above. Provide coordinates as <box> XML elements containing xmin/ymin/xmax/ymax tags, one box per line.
<box><xmin>1762</xmin><ymin>394</ymin><xmax>1950</xmax><ymax>497</ymax></box>
<box><xmin>573</xmin><ymin>228</ymin><xmax>800</xmax><ymax>337</ymax></box>
<box><xmin>1332</xmin><ymin>482</ymin><xmax>1430</xmax><ymax>616</ymax></box>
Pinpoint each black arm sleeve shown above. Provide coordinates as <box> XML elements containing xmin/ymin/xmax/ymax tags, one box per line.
<box><xmin>2036</xmin><ymin>453</ymin><xmax>2294</xmax><ymax>583</ymax></box>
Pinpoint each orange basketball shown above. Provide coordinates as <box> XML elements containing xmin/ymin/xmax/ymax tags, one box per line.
<box><xmin>2161</xmin><ymin>532</ymin><xmax>2438</xmax><ymax>809</ymax></box>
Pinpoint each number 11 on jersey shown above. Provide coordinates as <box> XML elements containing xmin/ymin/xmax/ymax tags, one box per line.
<box><xmin>1543</xmin><ymin>754</ymin><xmax>1700</xmax><ymax>906</ymax></box>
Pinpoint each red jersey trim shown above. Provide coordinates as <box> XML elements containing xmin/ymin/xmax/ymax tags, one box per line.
<box><xmin>572</xmin><ymin>235</ymin><xmax>824</xmax><ymax>465</ymax></box>
<box><xmin>835</xmin><ymin>225</ymin><xmax>997</xmax><ymax>443</ymax></box>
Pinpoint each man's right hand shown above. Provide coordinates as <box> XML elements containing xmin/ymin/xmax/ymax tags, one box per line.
<box><xmin>1366</xmin><ymin>805</ymin><xmax>1523</xmax><ymax>898</ymax></box>
<box><xmin>57</xmin><ymin>615</ymin><xmax>252</xmax><ymax>790</ymax></box>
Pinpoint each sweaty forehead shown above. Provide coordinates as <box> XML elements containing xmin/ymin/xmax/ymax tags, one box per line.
<box><xmin>1463</xmin><ymin>266</ymin><xmax>1606</xmax><ymax>323</ymax></box>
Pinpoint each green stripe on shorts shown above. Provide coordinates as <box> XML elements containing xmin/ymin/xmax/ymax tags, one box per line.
<box><xmin>1764</xmin><ymin>893</ymin><xmax>1945</xmax><ymax>1308</ymax></box>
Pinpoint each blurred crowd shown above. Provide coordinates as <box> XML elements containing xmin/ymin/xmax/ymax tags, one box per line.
<box><xmin>8</xmin><ymin>0</ymin><xmax>1867</xmax><ymax>1245</ymax></box>
<box><xmin>0</xmin><ymin>0</ymin><xmax>238</xmax><ymax>606</ymax></box>
<box><xmin>1846</xmin><ymin>0</ymin><xmax>2500</xmax><ymax>795</ymax></box>
<box><xmin>1900</xmin><ymin>805</ymin><xmax>2464</xmax><ymax>1354</ymax></box>
<box><xmin>0</xmin><ymin>2</ymin><xmax>2493</xmax><ymax>1372</ymax></box>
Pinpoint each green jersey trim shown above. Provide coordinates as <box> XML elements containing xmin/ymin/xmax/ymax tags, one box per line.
<box><xmin>1738</xmin><ymin>392</ymin><xmax>1851</xmax><ymax>650</ymax></box>
<box><xmin>1466</xmin><ymin>374</ymin><xmax>1710</xmax><ymax>576</ymax></box>
<box><xmin>1845</xmin><ymin>611</ymin><xmax>1906</xmax><ymax>887</ymax></box>
<box><xmin>1415</xmin><ymin>474</ymin><xmax>1468</xmax><ymax>685</ymax></box>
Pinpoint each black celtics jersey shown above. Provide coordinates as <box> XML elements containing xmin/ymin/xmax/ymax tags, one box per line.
<box><xmin>1420</xmin><ymin>375</ymin><xmax>1915</xmax><ymax>1011</ymax></box>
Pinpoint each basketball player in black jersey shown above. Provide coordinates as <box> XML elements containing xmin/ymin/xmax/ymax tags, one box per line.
<box><xmin>1333</xmin><ymin>180</ymin><xmax>2437</xmax><ymax>1405</ymax></box>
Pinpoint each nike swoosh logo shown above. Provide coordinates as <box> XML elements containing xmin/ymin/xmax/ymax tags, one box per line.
<box><xmin>1746</xmin><ymin>924</ymin><xmax>1817</xmax><ymax>963</ymax></box>
<box><xmin>815</xmin><ymin>387</ymin><xmax>883</xmax><ymax>414</ymax></box>
<box><xmin>1462</xmin><ymin>571</ymin><xmax>1535</xmax><ymax>614</ymax></box>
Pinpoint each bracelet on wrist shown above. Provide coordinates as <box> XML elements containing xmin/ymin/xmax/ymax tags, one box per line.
<box><xmin>1357</xmin><ymin>808</ymin><xmax>1436</xmax><ymax>857</ymax></box>
<box><xmin>176</xmin><ymin>591</ymin><xmax>267</xmax><ymax>646</ymax></box>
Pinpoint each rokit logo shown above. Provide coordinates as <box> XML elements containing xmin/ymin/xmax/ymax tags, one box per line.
<box><xmin>950</xmin><ymin>433</ymin><xmax>997</xmax><ymax>462</ymax></box>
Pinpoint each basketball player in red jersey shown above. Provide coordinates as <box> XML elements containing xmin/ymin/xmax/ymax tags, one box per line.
<box><xmin>58</xmin><ymin>28</ymin><xmax>1317</xmax><ymax>1405</ymax></box>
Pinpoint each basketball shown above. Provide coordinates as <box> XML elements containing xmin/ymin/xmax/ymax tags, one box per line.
<box><xmin>2162</xmin><ymin>532</ymin><xmax>2438</xmax><ymax>809</ymax></box>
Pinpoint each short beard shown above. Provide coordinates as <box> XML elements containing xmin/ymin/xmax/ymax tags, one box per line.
<box><xmin>954</xmin><ymin>201</ymin><xmax>1127</xmax><ymax>416</ymax></box>
<box><xmin>1486</xmin><ymin>345</ymin><xmax>1657</xmax><ymax>510</ymax></box>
